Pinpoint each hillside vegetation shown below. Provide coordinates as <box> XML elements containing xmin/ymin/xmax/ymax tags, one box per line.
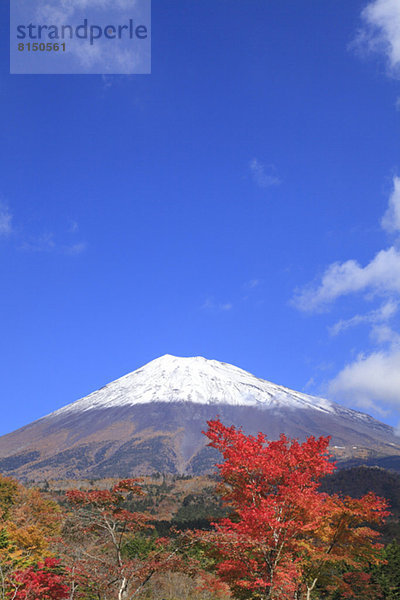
<box><xmin>2</xmin><ymin>425</ymin><xmax>400</xmax><ymax>599</ymax></box>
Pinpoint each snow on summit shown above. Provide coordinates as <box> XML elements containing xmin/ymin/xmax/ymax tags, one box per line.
<box><xmin>1</xmin><ymin>354</ymin><xmax>398</xmax><ymax>483</ymax></box>
<box><xmin>51</xmin><ymin>354</ymin><xmax>337</xmax><ymax>417</ymax></box>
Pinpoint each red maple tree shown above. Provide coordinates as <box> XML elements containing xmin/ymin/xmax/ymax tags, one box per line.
<box><xmin>201</xmin><ymin>418</ymin><xmax>389</xmax><ymax>600</ymax></box>
<box><xmin>12</xmin><ymin>558</ymin><xmax>69</xmax><ymax>600</ymax></box>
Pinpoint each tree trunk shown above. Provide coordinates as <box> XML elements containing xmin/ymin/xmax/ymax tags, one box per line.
<box><xmin>306</xmin><ymin>578</ymin><xmax>318</xmax><ymax>600</ymax></box>
<box><xmin>118</xmin><ymin>576</ymin><xmax>128</xmax><ymax>600</ymax></box>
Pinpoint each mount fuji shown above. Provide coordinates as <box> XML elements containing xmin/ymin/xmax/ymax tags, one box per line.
<box><xmin>0</xmin><ymin>355</ymin><xmax>399</xmax><ymax>481</ymax></box>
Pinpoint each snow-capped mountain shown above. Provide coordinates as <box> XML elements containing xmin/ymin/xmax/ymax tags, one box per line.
<box><xmin>0</xmin><ymin>355</ymin><xmax>399</xmax><ymax>481</ymax></box>
<box><xmin>52</xmin><ymin>354</ymin><xmax>337</xmax><ymax>414</ymax></box>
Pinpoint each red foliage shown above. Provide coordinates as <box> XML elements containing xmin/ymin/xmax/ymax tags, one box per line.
<box><xmin>336</xmin><ymin>571</ymin><xmax>382</xmax><ymax>599</ymax></box>
<box><xmin>62</xmin><ymin>479</ymin><xmax>194</xmax><ymax>598</ymax></box>
<box><xmin>201</xmin><ymin>419</ymin><xmax>389</xmax><ymax>600</ymax></box>
<box><xmin>13</xmin><ymin>558</ymin><xmax>69</xmax><ymax>600</ymax></box>
<box><xmin>65</xmin><ymin>478</ymin><xmax>151</xmax><ymax>537</ymax></box>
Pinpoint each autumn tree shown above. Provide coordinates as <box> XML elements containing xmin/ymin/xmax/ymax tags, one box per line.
<box><xmin>299</xmin><ymin>490</ymin><xmax>388</xmax><ymax>599</ymax></box>
<box><xmin>12</xmin><ymin>558</ymin><xmax>69</xmax><ymax>600</ymax></box>
<box><xmin>61</xmin><ymin>479</ymin><xmax>197</xmax><ymax>600</ymax></box>
<box><xmin>201</xmin><ymin>419</ymin><xmax>389</xmax><ymax>600</ymax></box>
<box><xmin>0</xmin><ymin>474</ymin><xmax>64</xmax><ymax>599</ymax></box>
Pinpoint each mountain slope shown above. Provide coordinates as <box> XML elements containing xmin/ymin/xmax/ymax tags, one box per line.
<box><xmin>0</xmin><ymin>355</ymin><xmax>399</xmax><ymax>481</ymax></box>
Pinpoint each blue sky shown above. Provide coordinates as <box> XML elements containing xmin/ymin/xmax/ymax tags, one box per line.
<box><xmin>1</xmin><ymin>0</ymin><xmax>400</xmax><ymax>435</ymax></box>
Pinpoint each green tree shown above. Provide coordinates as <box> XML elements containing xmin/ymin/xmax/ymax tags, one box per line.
<box><xmin>372</xmin><ymin>540</ymin><xmax>400</xmax><ymax>600</ymax></box>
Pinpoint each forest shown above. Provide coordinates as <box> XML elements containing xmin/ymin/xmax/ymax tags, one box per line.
<box><xmin>1</xmin><ymin>419</ymin><xmax>400</xmax><ymax>600</ymax></box>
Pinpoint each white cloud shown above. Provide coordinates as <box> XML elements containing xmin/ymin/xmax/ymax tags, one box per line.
<box><xmin>0</xmin><ymin>204</ymin><xmax>12</xmax><ymax>237</ymax></box>
<box><xmin>249</xmin><ymin>159</ymin><xmax>280</xmax><ymax>189</ymax></box>
<box><xmin>14</xmin><ymin>217</ymin><xmax>86</xmax><ymax>256</ymax></box>
<box><xmin>296</xmin><ymin>4</ymin><xmax>400</xmax><ymax>412</ymax></box>
<box><xmin>21</xmin><ymin>234</ymin><xmax>87</xmax><ymax>256</ymax></box>
<box><xmin>357</xmin><ymin>0</ymin><xmax>400</xmax><ymax>74</ymax></box>
<box><xmin>201</xmin><ymin>298</ymin><xmax>233</xmax><ymax>312</ymax></box>
<box><xmin>35</xmin><ymin>0</ymin><xmax>138</xmax><ymax>21</ymax></box>
<box><xmin>293</xmin><ymin>245</ymin><xmax>400</xmax><ymax>312</ymax></box>
<box><xmin>294</xmin><ymin>177</ymin><xmax>400</xmax><ymax>313</ymax></box>
<box><xmin>220</xmin><ymin>303</ymin><xmax>233</xmax><ymax>311</ymax></box>
<box><xmin>34</xmin><ymin>0</ymin><xmax>146</xmax><ymax>73</ymax></box>
<box><xmin>329</xmin><ymin>299</ymin><xmax>398</xmax><ymax>336</ymax></box>
<box><xmin>370</xmin><ymin>323</ymin><xmax>400</xmax><ymax>345</ymax></box>
<box><xmin>68</xmin><ymin>220</ymin><xmax>79</xmax><ymax>233</ymax></box>
<box><xmin>63</xmin><ymin>241</ymin><xmax>87</xmax><ymax>256</ymax></box>
<box><xmin>293</xmin><ymin>177</ymin><xmax>400</xmax><ymax>312</ymax></box>
<box><xmin>243</xmin><ymin>279</ymin><xmax>261</xmax><ymax>290</ymax></box>
<box><xmin>293</xmin><ymin>176</ymin><xmax>400</xmax><ymax>412</ymax></box>
<box><xmin>328</xmin><ymin>348</ymin><xmax>400</xmax><ymax>412</ymax></box>
<box><xmin>20</xmin><ymin>233</ymin><xmax>56</xmax><ymax>253</ymax></box>
<box><xmin>382</xmin><ymin>175</ymin><xmax>400</xmax><ymax>232</ymax></box>
<box><xmin>0</xmin><ymin>199</ymin><xmax>86</xmax><ymax>257</ymax></box>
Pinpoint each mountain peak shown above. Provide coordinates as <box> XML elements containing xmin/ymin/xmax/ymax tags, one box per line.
<box><xmin>1</xmin><ymin>354</ymin><xmax>399</xmax><ymax>481</ymax></box>
<box><xmin>49</xmin><ymin>354</ymin><xmax>339</xmax><ymax>418</ymax></box>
